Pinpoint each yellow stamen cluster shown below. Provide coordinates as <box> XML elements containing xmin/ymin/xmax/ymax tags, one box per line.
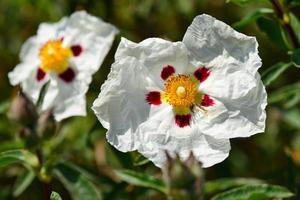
<box><xmin>39</xmin><ymin>40</ymin><xmax>72</xmax><ymax>74</ymax></box>
<box><xmin>163</xmin><ymin>75</ymin><xmax>198</xmax><ymax>107</ymax></box>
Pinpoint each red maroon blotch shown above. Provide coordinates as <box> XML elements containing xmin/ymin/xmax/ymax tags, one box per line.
<box><xmin>201</xmin><ymin>94</ymin><xmax>214</xmax><ymax>107</ymax></box>
<box><xmin>59</xmin><ymin>67</ymin><xmax>75</xmax><ymax>83</ymax></box>
<box><xmin>71</xmin><ymin>45</ymin><xmax>83</xmax><ymax>57</ymax></box>
<box><xmin>194</xmin><ymin>67</ymin><xmax>210</xmax><ymax>82</ymax></box>
<box><xmin>146</xmin><ymin>91</ymin><xmax>161</xmax><ymax>105</ymax></box>
<box><xmin>175</xmin><ymin>114</ymin><xmax>192</xmax><ymax>128</ymax></box>
<box><xmin>36</xmin><ymin>68</ymin><xmax>46</xmax><ymax>81</ymax></box>
<box><xmin>161</xmin><ymin>65</ymin><xmax>175</xmax><ymax>80</ymax></box>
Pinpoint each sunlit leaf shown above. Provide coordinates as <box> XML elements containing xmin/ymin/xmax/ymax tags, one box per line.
<box><xmin>0</xmin><ymin>149</ymin><xmax>39</xmax><ymax>168</ymax></box>
<box><xmin>226</xmin><ymin>0</ymin><xmax>269</xmax><ymax>6</ymax></box>
<box><xmin>114</xmin><ymin>169</ymin><xmax>167</xmax><ymax>194</ymax></box>
<box><xmin>133</xmin><ymin>153</ymin><xmax>150</xmax><ymax>166</ymax></box>
<box><xmin>233</xmin><ymin>8</ymin><xmax>273</xmax><ymax>30</ymax></box>
<box><xmin>50</xmin><ymin>191</ymin><xmax>63</xmax><ymax>200</ymax></box>
<box><xmin>289</xmin><ymin>13</ymin><xmax>300</xmax><ymax>43</ymax></box>
<box><xmin>291</xmin><ymin>48</ymin><xmax>300</xmax><ymax>67</ymax></box>
<box><xmin>54</xmin><ymin>163</ymin><xmax>102</xmax><ymax>200</ymax></box>
<box><xmin>204</xmin><ymin>178</ymin><xmax>264</xmax><ymax>194</ymax></box>
<box><xmin>211</xmin><ymin>184</ymin><xmax>294</xmax><ymax>200</ymax></box>
<box><xmin>262</xmin><ymin>62</ymin><xmax>291</xmax><ymax>86</ymax></box>
<box><xmin>13</xmin><ymin>169</ymin><xmax>35</xmax><ymax>197</ymax></box>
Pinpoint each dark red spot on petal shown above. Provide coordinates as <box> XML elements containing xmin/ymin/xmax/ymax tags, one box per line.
<box><xmin>71</xmin><ymin>45</ymin><xmax>83</xmax><ymax>57</ymax></box>
<box><xmin>36</xmin><ymin>68</ymin><xmax>46</xmax><ymax>81</ymax></box>
<box><xmin>59</xmin><ymin>67</ymin><xmax>75</xmax><ymax>83</ymax></box>
<box><xmin>161</xmin><ymin>65</ymin><xmax>175</xmax><ymax>80</ymax></box>
<box><xmin>201</xmin><ymin>94</ymin><xmax>214</xmax><ymax>107</ymax></box>
<box><xmin>194</xmin><ymin>67</ymin><xmax>210</xmax><ymax>82</ymax></box>
<box><xmin>146</xmin><ymin>91</ymin><xmax>161</xmax><ymax>105</ymax></box>
<box><xmin>59</xmin><ymin>37</ymin><xmax>64</xmax><ymax>42</ymax></box>
<box><xmin>175</xmin><ymin>114</ymin><xmax>192</xmax><ymax>128</ymax></box>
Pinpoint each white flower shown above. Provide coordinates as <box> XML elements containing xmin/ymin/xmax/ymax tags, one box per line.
<box><xmin>92</xmin><ymin>14</ymin><xmax>267</xmax><ymax>168</ymax></box>
<box><xmin>8</xmin><ymin>11</ymin><xmax>118</xmax><ymax>121</ymax></box>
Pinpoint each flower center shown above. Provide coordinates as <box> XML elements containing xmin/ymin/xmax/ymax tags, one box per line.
<box><xmin>39</xmin><ymin>40</ymin><xmax>72</xmax><ymax>74</ymax></box>
<box><xmin>163</xmin><ymin>75</ymin><xmax>198</xmax><ymax>107</ymax></box>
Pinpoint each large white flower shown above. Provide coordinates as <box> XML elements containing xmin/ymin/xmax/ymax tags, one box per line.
<box><xmin>8</xmin><ymin>11</ymin><xmax>118</xmax><ymax>121</ymax></box>
<box><xmin>92</xmin><ymin>14</ymin><xmax>267</xmax><ymax>168</ymax></box>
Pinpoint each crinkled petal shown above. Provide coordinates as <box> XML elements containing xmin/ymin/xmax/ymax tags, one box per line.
<box><xmin>37</xmin><ymin>17</ymin><xmax>67</xmax><ymax>43</ymax></box>
<box><xmin>183</xmin><ymin>14</ymin><xmax>261</xmax><ymax>76</ymax></box>
<box><xmin>8</xmin><ymin>62</ymin><xmax>48</xmax><ymax>103</ymax></box>
<box><xmin>92</xmin><ymin>57</ymin><xmax>152</xmax><ymax>151</ymax></box>
<box><xmin>197</xmin><ymin>74</ymin><xmax>267</xmax><ymax>139</ymax></box>
<box><xmin>40</xmin><ymin>70</ymin><xmax>90</xmax><ymax>121</ymax></box>
<box><xmin>115</xmin><ymin>37</ymin><xmax>194</xmax><ymax>89</ymax></box>
<box><xmin>199</xmin><ymin>55</ymin><xmax>257</xmax><ymax>100</ymax></box>
<box><xmin>65</xmin><ymin>11</ymin><xmax>119</xmax><ymax>74</ymax></box>
<box><xmin>137</xmin><ymin>106</ymin><xmax>230</xmax><ymax>168</ymax></box>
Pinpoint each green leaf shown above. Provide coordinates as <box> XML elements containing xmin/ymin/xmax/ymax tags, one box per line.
<box><xmin>0</xmin><ymin>100</ymin><xmax>9</xmax><ymax>114</ymax></box>
<box><xmin>233</xmin><ymin>8</ymin><xmax>273</xmax><ymax>30</ymax></box>
<box><xmin>262</xmin><ymin>62</ymin><xmax>292</xmax><ymax>86</ymax></box>
<box><xmin>204</xmin><ymin>178</ymin><xmax>264</xmax><ymax>194</ymax></box>
<box><xmin>289</xmin><ymin>13</ymin><xmax>300</xmax><ymax>43</ymax></box>
<box><xmin>291</xmin><ymin>48</ymin><xmax>300</xmax><ymax>67</ymax></box>
<box><xmin>257</xmin><ymin>17</ymin><xmax>292</xmax><ymax>50</ymax></box>
<box><xmin>283</xmin><ymin>108</ymin><xmax>300</xmax><ymax>129</ymax></box>
<box><xmin>133</xmin><ymin>153</ymin><xmax>150</xmax><ymax>166</ymax></box>
<box><xmin>0</xmin><ymin>149</ymin><xmax>39</xmax><ymax>168</ymax></box>
<box><xmin>268</xmin><ymin>81</ymin><xmax>300</xmax><ymax>104</ymax></box>
<box><xmin>54</xmin><ymin>163</ymin><xmax>102</xmax><ymax>200</ymax></box>
<box><xmin>13</xmin><ymin>169</ymin><xmax>35</xmax><ymax>197</ymax></box>
<box><xmin>212</xmin><ymin>184</ymin><xmax>294</xmax><ymax>200</ymax></box>
<box><xmin>114</xmin><ymin>169</ymin><xmax>167</xmax><ymax>194</ymax></box>
<box><xmin>50</xmin><ymin>191</ymin><xmax>63</xmax><ymax>200</ymax></box>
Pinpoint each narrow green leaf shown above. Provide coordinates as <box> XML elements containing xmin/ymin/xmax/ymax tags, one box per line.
<box><xmin>268</xmin><ymin>82</ymin><xmax>300</xmax><ymax>104</ymax></box>
<box><xmin>262</xmin><ymin>62</ymin><xmax>291</xmax><ymax>86</ymax></box>
<box><xmin>226</xmin><ymin>0</ymin><xmax>269</xmax><ymax>6</ymax></box>
<box><xmin>50</xmin><ymin>191</ymin><xmax>63</xmax><ymax>200</ymax></box>
<box><xmin>291</xmin><ymin>48</ymin><xmax>300</xmax><ymax>67</ymax></box>
<box><xmin>289</xmin><ymin>13</ymin><xmax>300</xmax><ymax>43</ymax></box>
<box><xmin>283</xmin><ymin>109</ymin><xmax>300</xmax><ymax>129</ymax></box>
<box><xmin>257</xmin><ymin>17</ymin><xmax>291</xmax><ymax>50</ymax></box>
<box><xmin>13</xmin><ymin>169</ymin><xmax>35</xmax><ymax>197</ymax></box>
<box><xmin>0</xmin><ymin>149</ymin><xmax>39</xmax><ymax>168</ymax></box>
<box><xmin>133</xmin><ymin>154</ymin><xmax>150</xmax><ymax>166</ymax></box>
<box><xmin>212</xmin><ymin>184</ymin><xmax>294</xmax><ymax>200</ymax></box>
<box><xmin>204</xmin><ymin>178</ymin><xmax>264</xmax><ymax>194</ymax></box>
<box><xmin>114</xmin><ymin>169</ymin><xmax>167</xmax><ymax>193</ymax></box>
<box><xmin>233</xmin><ymin>8</ymin><xmax>273</xmax><ymax>30</ymax></box>
<box><xmin>54</xmin><ymin>163</ymin><xmax>102</xmax><ymax>200</ymax></box>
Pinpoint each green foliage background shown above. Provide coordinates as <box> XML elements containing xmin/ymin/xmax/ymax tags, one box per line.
<box><xmin>0</xmin><ymin>0</ymin><xmax>300</xmax><ymax>199</ymax></box>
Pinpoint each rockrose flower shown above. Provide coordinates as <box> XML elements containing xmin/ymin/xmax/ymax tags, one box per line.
<box><xmin>9</xmin><ymin>11</ymin><xmax>118</xmax><ymax>121</ymax></box>
<box><xmin>92</xmin><ymin>14</ymin><xmax>267</xmax><ymax>168</ymax></box>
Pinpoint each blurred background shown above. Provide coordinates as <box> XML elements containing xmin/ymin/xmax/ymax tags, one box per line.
<box><xmin>0</xmin><ymin>0</ymin><xmax>300</xmax><ymax>199</ymax></box>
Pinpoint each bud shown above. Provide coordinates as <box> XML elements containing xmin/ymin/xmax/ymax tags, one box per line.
<box><xmin>37</xmin><ymin>109</ymin><xmax>56</xmax><ymax>138</ymax></box>
<box><xmin>7</xmin><ymin>92</ymin><xmax>38</xmax><ymax>125</ymax></box>
<box><xmin>163</xmin><ymin>152</ymin><xmax>204</xmax><ymax>200</ymax></box>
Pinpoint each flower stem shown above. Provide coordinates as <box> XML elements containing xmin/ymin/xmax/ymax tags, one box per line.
<box><xmin>270</xmin><ymin>0</ymin><xmax>300</xmax><ymax>49</ymax></box>
<box><xmin>36</xmin><ymin>148</ymin><xmax>50</xmax><ymax>200</ymax></box>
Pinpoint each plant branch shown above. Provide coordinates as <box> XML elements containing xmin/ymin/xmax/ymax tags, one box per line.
<box><xmin>270</xmin><ymin>0</ymin><xmax>300</xmax><ymax>49</ymax></box>
<box><xmin>36</xmin><ymin>148</ymin><xmax>50</xmax><ymax>200</ymax></box>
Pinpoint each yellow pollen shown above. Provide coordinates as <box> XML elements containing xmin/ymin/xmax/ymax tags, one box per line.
<box><xmin>39</xmin><ymin>40</ymin><xmax>72</xmax><ymax>74</ymax></box>
<box><xmin>163</xmin><ymin>75</ymin><xmax>198</xmax><ymax>107</ymax></box>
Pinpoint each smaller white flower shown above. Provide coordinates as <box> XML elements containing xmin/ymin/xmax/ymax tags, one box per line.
<box><xmin>93</xmin><ymin>14</ymin><xmax>267</xmax><ymax>168</ymax></box>
<box><xmin>8</xmin><ymin>10</ymin><xmax>118</xmax><ymax>121</ymax></box>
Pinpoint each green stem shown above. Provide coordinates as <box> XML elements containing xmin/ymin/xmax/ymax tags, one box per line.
<box><xmin>36</xmin><ymin>147</ymin><xmax>50</xmax><ymax>200</ymax></box>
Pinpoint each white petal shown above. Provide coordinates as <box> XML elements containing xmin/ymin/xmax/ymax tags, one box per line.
<box><xmin>37</xmin><ymin>17</ymin><xmax>68</xmax><ymax>42</ymax></box>
<box><xmin>19</xmin><ymin>37</ymin><xmax>42</xmax><ymax>62</ymax></box>
<box><xmin>64</xmin><ymin>11</ymin><xmax>119</xmax><ymax>74</ymax></box>
<box><xmin>92</xmin><ymin>57</ymin><xmax>151</xmax><ymax>152</ymax></box>
<box><xmin>8</xmin><ymin>62</ymin><xmax>48</xmax><ymax>104</ymax></box>
<box><xmin>41</xmin><ymin>70</ymin><xmax>90</xmax><ymax>121</ymax></box>
<box><xmin>115</xmin><ymin>37</ymin><xmax>194</xmax><ymax>89</ymax></box>
<box><xmin>199</xmin><ymin>56</ymin><xmax>257</xmax><ymax>100</ymax></box>
<box><xmin>137</xmin><ymin>107</ymin><xmax>230</xmax><ymax>168</ymax></box>
<box><xmin>198</xmin><ymin>74</ymin><xmax>267</xmax><ymax>139</ymax></box>
<box><xmin>183</xmin><ymin>14</ymin><xmax>261</xmax><ymax>75</ymax></box>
